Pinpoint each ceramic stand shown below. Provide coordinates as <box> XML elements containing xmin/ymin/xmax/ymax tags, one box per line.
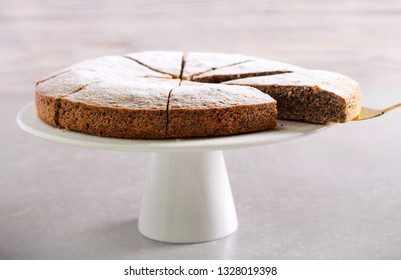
<box><xmin>139</xmin><ymin>151</ymin><xmax>237</xmax><ymax>243</ymax></box>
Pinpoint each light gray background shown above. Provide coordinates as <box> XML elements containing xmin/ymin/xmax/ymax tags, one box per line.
<box><xmin>1</xmin><ymin>0</ymin><xmax>401</xmax><ymax>259</ymax></box>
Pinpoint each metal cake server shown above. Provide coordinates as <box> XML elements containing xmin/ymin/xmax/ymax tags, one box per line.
<box><xmin>354</xmin><ymin>103</ymin><xmax>401</xmax><ymax>121</ymax></box>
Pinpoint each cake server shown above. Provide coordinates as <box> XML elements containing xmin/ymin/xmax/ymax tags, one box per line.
<box><xmin>354</xmin><ymin>103</ymin><xmax>401</xmax><ymax>121</ymax></box>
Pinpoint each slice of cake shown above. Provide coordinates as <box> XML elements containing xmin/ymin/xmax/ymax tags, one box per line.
<box><xmin>59</xmin><ymin>80</ymin><xmax>180</xmax><ymax>138</ymax></box>
<box><xmin>124</xmin><ymin>51</ymin><xmax>184</xmax><ymax>78</ymax></box>
<box><xmin>225</xmin><ymin>70</ymin><xmax>361</xmax><ymax>123</ymax></box>
<box><xmin>166</xmin><ymin>82</ymin><xmax>277</xmax><ymax>138</ymax></box>
<box><xmin>193</xmin><ymin>59</ymin><xmax>303</xmax><ymax>83</ymax></box>
<box><xmin>181</xmin><ymin>52</ymin><xmax>253</xmax><ymax>80</ymax></box>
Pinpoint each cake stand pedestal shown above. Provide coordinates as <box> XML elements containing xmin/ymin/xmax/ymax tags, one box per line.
<box><xmin>17</xmin><ymin>102</ymin><xmax>329</xmax><ymax>243</ymax></box>
<box><xmin>142</xmin><ymin>151</ymin><xmax>236</xmax><ymax>243</ymax></box>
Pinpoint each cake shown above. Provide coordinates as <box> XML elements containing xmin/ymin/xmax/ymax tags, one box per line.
<box><xmin>35</xmin><ymin>51</ymin><xmax>361</xmax><ymax>139</ymax></box>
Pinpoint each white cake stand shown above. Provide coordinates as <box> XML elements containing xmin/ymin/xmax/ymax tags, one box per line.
<box><xmin>17</xmin><ymin>102</ymin><xmax>329</xmax><ymax>243</ymax></box>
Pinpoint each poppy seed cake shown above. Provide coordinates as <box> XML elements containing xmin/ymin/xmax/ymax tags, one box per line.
<box><xmin>35</xmin><ymin>51</ymin><xmax>361</xmax><ymax>138</ymax></box>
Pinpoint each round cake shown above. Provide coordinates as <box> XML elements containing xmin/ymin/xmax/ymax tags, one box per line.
<box><xmin>35</xmin><ymin>51</ymin><xmax>361</xmax><ymax>139</ymax></box>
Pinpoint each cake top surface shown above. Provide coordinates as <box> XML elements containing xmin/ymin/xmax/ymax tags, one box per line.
<box><xmin>37</xmin><ymin>51</ymin><xmax>360</xmax><ymax>106</ymax></box>
<box><xmin>181</xmin><ymin>52</ymin><xmax>254</xmax><ymax>79</ymax></box>
<box><xmin>68</xmin><ymin>55</ymin><xmax>171</xmax><ymax>79</ymax></box>
<box><xmin>169</xmin><ymin>83</ymin><xmax>276</xmax><ymax>109</ymax></box>
<box><xmin>65</xmin><ymin>81</ymin><xmax>177</xmax><ymax>110</ymax></box>
<box><xmin>225</xmin><ymin>70</ymin><xmax>360</xmax><ymax>98</ymax></box>
<box><xmin>124</xmin><ymin>51</ymin><xmax>183</xmax><ymax>78</ymax></box>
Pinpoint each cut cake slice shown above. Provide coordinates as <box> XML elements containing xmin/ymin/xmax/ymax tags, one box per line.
<box><xmin>166</xmin><ymin>83</ymin><xmax>277</xmax><ymax>138</ymax></box>
<box><xmin>225</xmin><ymin>70</ymin><xmax>361</xmax><ymax>123</ymax></box>
<box><xmin>182</xmin><ymin>52</ymin><xmax>253</xmax><ymax>80</ymax></box>
<box><xmin>193</xmin><ymin>59</ymin><xmax>303</xmax><ymax>83</ymax></box>
<box><xmin>124</xmin><ymin>51</ymin><xmax>184</xmax><ymax>78</ymax></box>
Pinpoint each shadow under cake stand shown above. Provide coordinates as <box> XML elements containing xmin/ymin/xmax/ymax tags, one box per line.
<box><xmin>18</xmin><ymin>102</ymin><xmax>329</xmax><ymax>243</ymax></box>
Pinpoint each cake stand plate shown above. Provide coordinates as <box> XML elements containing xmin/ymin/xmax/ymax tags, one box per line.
<box><xmin>17</xmin><ymin>102</ymin><xmax>329</xmax><ymax>243</ymax></box>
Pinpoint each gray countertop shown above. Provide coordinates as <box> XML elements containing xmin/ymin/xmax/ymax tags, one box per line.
<box><xmin>1</xmin><ymin>0</ymin><xmax>401</xmax><ymax>259</ymax></box>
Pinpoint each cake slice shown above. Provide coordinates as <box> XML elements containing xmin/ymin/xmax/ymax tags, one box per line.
<box><xmin>36</xmin><ymin>65</ymin><xmax>180</xmax><ymax>138</ymax></box>
<box><xmin>70</xmin><ymin>55</ymin><xmax>173</xmax><ymax>79</ymax></box>
<box><xmin>166</xmin><ymin>83</ymin><xmax>277</xmax><ymax>138</ymax></box>
<box><xmin>193</xmin><ymin>59</ymin><xmax>303</xmax><ymax>83</ymax></box>
<box><xmin>36</xmin><ymin>70</ymin><xmax>106</xmax><ymax>126</ymax></box>
<box><xmin>38</xmin><ymin>55</ymin><xmax>172</xmax><ymax>84</ymax></box>
<box><xmin>124</xmin><ymin>51</ymin><xmax>184</xmax><ymax>78</ymax></box>
<box><xmin>182</xmin><ymin>52</ymin><xmax>253</xmax><ymax>80</ymax></box>
<box><xmin>225</xmin><ymin>70</ymin><xmax>361</xmax><ymax>123</ymax></box>
<box><xmin>58</xmin><ymin>80</ymin><xmax>180</xmax><ymax>138</ymax></box>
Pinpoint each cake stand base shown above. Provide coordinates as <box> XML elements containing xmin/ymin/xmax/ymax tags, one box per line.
<box><xmin>139</xmin><ymin>151</ymin><xmax>237</xmax><ymax>243</ymax></box>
